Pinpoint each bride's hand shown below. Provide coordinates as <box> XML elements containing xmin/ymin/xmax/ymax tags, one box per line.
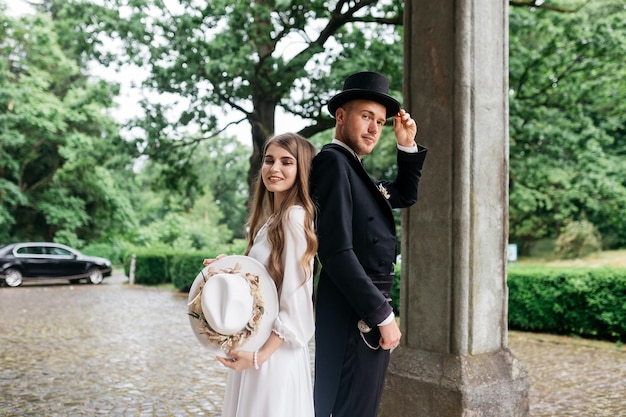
<box><xmin>216</xmin><ymin>350</ymin><xmax>255</xmax><ymax>371</ymax></box>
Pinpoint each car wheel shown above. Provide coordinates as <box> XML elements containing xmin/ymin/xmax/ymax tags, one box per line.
<box><xmin>5</xmin><ymin>268</ymin><xmax>23</xmax><ymax>287</ymax></box>
<box><xmin>86</xmin><ymin>268</ymin><xmax>104</xmax><ymax>285</ymax></box>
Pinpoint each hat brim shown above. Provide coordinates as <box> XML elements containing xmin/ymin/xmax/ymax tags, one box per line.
<box><xmin>187</xmin><ymin>255</ymin><xmax>278</xmax><ymax>357</ymax></box>
<box><xmin>327</xmin><ymin>89</ymin><xmax>401</xmax><ymax>119</ymax></box>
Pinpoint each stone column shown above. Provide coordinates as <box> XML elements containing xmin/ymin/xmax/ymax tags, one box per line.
<box><xmin>380</xmin><ymin>0</ymin><xmax>529</xmax><ymax>415</ymax></box>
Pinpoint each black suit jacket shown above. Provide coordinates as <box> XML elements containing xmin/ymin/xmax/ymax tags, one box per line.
<box><xmin>311</xmin><ymin>142</ymin><xmax>427</xmax><ymax>416</ymax></box>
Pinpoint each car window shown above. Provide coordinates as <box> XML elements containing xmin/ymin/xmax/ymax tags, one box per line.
<box><xmin>16</xmin><ymin>246</ymin><xmax>45</xmax><ymax>255</ymax></box>
<box><xmin>47</xmin><ymin>247</ymin><xmax>73</xmax><ymax>256</ymax></box>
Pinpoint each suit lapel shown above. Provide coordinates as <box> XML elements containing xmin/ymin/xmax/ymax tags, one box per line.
<box><xmin>323</xmin><ymin>144</ymin><xmax>395</xmax><ymax>224</ymax></box>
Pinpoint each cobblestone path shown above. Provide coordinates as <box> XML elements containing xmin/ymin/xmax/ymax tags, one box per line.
<box><xmin>1</xmin><ymin>273</ymin><xmax>624</xmax><ymax>416</ymax></box>
<box><xmin>509</xmin><ymin>331</ymin><xmax>626</xmax><ymax>417</ymax></box>
<box><xmin>1</xmin><ymin>275</ymin><xmax>227</xmax><ymax>416</ymax></box>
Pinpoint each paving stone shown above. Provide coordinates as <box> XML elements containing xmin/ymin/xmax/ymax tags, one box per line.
<box><xmin>509</xmin><ymin>331</ymin><xmax>626</xmax><ymax>417</ymax></box>
<box><xmin>1</xmin><ymin>273</ymin><xmax>624</xmax><ymax>416</ymax></box>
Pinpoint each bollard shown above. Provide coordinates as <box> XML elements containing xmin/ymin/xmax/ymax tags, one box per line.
<box><xmin>129</xmin><ymin>254</ymin><xmax>136</xmax><ymax>285</ymax></box>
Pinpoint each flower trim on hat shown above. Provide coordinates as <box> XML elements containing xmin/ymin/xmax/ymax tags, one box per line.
<box><xmin>188</xmin><ymin>263</ymin><xmax>265</xmax><ymax>353</ymax></box>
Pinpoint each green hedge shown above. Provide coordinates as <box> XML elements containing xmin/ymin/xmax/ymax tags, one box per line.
<box><xmin>121</xmin><ymin>248</ymin><xmax>219</xmax><ymax>289</ymax></box>
<box><xmin>170</xmin><ymin>253</ymin><xmax>216</xmax><ymax>292</ymax></box>
<box><xmin>508</xmin><ymin>265</ymin><xmax>626</xmax><ymax>341</ymax></box>
<box><xmin>123</xmin><ymin>248</ymin><xmax>172</xmax><ymax>285</ymax></box>
<box><xmin>391</xmin><ymin>263</ymin><xmax>626</xmax><ymax>341</ymax></box>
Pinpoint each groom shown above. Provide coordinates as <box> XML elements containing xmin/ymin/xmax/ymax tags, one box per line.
<box><xmin>310</xmin><ymin>72</ymin><xmax>428</xmax><ymax>417</ymax></box>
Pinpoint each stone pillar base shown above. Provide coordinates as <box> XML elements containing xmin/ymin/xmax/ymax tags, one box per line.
<box><xmin>380</xmin><ymin>347</ymin><xmax>529</xmax><ymax>416</ymax></box>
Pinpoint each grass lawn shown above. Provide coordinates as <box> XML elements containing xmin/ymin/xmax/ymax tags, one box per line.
<box><xmin>517</xmin><ymin>249</ymin><xmax>626</xmax><ymax>268</ymax></box>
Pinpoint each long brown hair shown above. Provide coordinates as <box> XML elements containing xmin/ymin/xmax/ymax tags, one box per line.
<box><xmin>245</xmin><ymin>133</ymin><xmax>318</xmax><ymax>291</ymax></box>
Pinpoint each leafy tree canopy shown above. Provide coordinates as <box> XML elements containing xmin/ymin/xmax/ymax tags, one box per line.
<box><xmin>60</xmin><ymin>0</ymin><xmax>407</xmax><ymax>193</ymax></box>
<box><xmin>0</xmin><ymin>6</ymin><xmax>136</xmax><ymax>246</ymax></box>
<box><xmin>509</xmin><ymin>2</ymin><xmax>626</xmax><ymax>250</ymax></box>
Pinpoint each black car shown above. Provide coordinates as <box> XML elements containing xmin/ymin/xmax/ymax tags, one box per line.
<box><xmin>0</xmin><ymin>242</ymin><xmax>112</xmax><ymax>287</ymax></box>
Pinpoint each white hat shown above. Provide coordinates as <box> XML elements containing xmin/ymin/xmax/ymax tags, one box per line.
<box><xmin>187</xmin><ymin>255</ymin><xmax>278</xmax><ymax>357</ymax></box>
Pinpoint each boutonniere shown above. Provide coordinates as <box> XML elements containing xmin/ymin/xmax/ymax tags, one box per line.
<box><xmin>377</xmin><ymin>184</ymin><xmax>390</xmax><ymax>200</ymax></box>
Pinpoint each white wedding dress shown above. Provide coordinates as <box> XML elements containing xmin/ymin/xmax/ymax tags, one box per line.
<box><xmin>220</xmin><ymin>205</ymin><xmax>315</xmax><ymax>417</ymax></box>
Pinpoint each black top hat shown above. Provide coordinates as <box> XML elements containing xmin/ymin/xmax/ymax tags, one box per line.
<box><xmin>327</xmin><ymin>72</ymin><xmax>401</xmax><ymax>119</ymax></box>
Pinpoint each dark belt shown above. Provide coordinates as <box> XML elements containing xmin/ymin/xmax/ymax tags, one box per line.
<box><xmin>368</xmin><ymin>273</ymin><xmax>394</xmax><ymax>299</ymax></box>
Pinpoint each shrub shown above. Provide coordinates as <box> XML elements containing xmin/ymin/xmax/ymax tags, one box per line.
<box><xmin>123</xmin><ymin>248</ymin><xmax>171</xmax><ymax>285</ymax></box>
<box><xmin>170</xmin><ymin>252</ymin><xmax>217</xmax><ymax>292</ymax></box>
<box><xmin>555</xmin><ymin>219</ymin><xmax>602</xmax><ymax>259</ymax></box>
<box><xmin>120</xmin><ymin>241</ymin><xmax>248</xmax><ymax>289</ymax></box>
<box><xmin>82</xmin><ymin>241</ymin><xmax>134</xmax><ymax>266</ymax></box>
<box><xmin>508</xmin><ymin>265</ymin><xmax>626</xmax><ymax>341</ymax></box>
<box><xmin>81</xmin><ymin>242</ymin><xmax>115</xmax><ymax>261</ymax></box>
<box><xmin>169</xmin><ymin>240</ymin><xmax>249</xmax><ymax>291</ymax></box>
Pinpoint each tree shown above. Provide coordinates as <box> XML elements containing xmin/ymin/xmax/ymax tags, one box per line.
<box><xmin>73</xmin><ymin>0</ymin><xmax>405</xmax><ymax>193</ymax></box>
<box><xmin>0</xmin><ymin>7</ymin><xmax>136</xmax><ymax>245</ymax></box>
<box><xmin>508</xmin><ymin>4</ymin><xmax>626</xmax><ymax>251</ymax></box>
<box><xmin>130</xmin><ymin>133</ymin><xmax>251</xmax><ymax>243</ymax></box>
<box><xmin>192</xmin><ymin>135</ymin><xmax>251</xmax><ymax>239</ymax></box>
<box><xmin>46</xmin><ymin>0</ymin><xmax>582</xmax><ymax>199</ymax></box>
